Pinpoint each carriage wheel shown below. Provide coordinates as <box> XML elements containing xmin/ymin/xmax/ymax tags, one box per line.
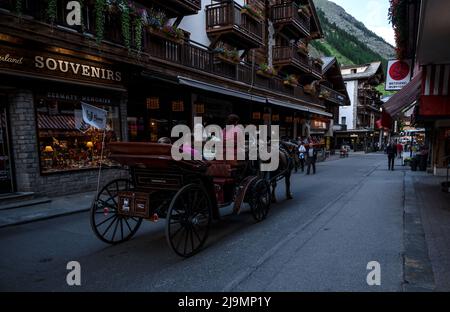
<box><xmin>166</xmin><ymin>184</ymin><xmax>212</xmax><ymax>257</ymax></box>
<box><xmin>249</xmin><ymin>179</ymin><xmax>271</xmax><ymax>222</ymax></box>
<box><xmin>90</xmin><ymin>179</ymin><xmax>142</xmax><ymax>244</ymax></box>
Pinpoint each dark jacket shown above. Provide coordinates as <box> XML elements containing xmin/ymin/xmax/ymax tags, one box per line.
<box><xmin>386</xmin><ymin>144</ymin><xmax>397</xmax><ymax>157</ymax></box>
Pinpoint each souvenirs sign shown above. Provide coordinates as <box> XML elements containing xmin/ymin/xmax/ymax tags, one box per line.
<box><xmin>0</xmin><ymin>43</ymin><xmax>124</xmax><ymax>89</ymax></box>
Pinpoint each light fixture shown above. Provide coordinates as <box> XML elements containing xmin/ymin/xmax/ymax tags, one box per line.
<box><xmin>86</xmin><ymin>141</ymin><xmax>94</xmax><ymax>149</ymax></box>
<box><xmin>44</xmin><ymin>146</ymin><xmax>54</xmax><ymax>153</ymax></box>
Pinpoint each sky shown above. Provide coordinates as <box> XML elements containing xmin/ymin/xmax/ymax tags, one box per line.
<box><xmin>330</xmin><ymin>0</ymin><xmax>395</xmax><ymax>46</ymax></box>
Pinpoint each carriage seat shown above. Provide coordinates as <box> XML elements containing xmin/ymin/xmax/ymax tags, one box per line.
<box><xmin>205</xmin><ymin>160</ymin><xmax>246</xmax><ymax>178</ymax></box>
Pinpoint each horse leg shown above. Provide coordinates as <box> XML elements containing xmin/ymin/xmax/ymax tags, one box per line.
<box><xmin>285</xmin><ymin>170</ymin><xmax>293</xmax><ymax>200</ymax></box>
<box><xmin>271</xmin><ymin>180</ymin><xmax>277</xmax><ymax>203</ymax></box>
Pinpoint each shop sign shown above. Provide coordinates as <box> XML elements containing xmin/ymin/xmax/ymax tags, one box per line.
<box><xmin>0</xmin><ymin>43</ymin><xmax>123</xmax><ymax>87</ymax></box>
<box><xmin>386</xmin><ymin>59</ymin><xmax>412</xmax><ymax>91</ymax></box>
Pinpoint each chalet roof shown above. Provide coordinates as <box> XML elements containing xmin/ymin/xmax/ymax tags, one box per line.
<box><xmin>341</xmin><ymin>62</ymin><xmax>383</xmax><ymax>81</ymax></box>
<box><xmin>321</xmin><ymin>57</ymin><xmax>336</xmax><ymax>72</ymax></box>
<box><xmin>321</xmin><ymin>56</ymin><xmax>349</xmax><ymax>100</ymax></box>
<box><xmin>308</xmin><ymin>0</ymin><xmax>324</xmax><ymax>39</ymax></box>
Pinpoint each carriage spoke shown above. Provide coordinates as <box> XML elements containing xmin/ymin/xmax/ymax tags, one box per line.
<box><xmin>101</xmin><ymin>216</ymin><xmax>118</xmax><ymax>237</ymax></box>
<box><xmin>123</xmin><ymin>217</ymin><xmax>133</xmax><ymax>232</ymax></box>
<box><xmin>111</xmin><ymin>217</ymin><xmax>120</xmax><ymax>242</ymax></box>
<box><xmin>190</xmin><ymin>226</ymin><xmax>195</xmax><ymax>253</ymax></box>
<box><xmin>95</xmin><ymin>214</ymin><xmax>116</xmax><ymax>227</ymax></box>
<box><xmin>120</xmin><ymin>218</ymin><xmax>124</xmax><ymax>240</ymax></box>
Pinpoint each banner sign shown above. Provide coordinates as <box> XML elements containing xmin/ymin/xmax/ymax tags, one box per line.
<box><xmin>81</xmin><ymin>102</ymin><xmax>108</xmax><ymax>130</ymax></box>
<box><xmin>386</xmin><ymin>59</ymin><xmax>412</xmax><ymax>91</ymax></box>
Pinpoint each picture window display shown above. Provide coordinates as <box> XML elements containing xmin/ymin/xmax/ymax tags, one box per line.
<box><xmin>35</xmin><ymin>91</ymin><xmax>121</xmax><ymax>173</ymax></box>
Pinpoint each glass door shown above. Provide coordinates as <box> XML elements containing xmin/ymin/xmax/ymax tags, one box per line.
<box><xmin>0</xmin><ymin>97</ymin><xmax>14</xmax><ymax>194</ymax></box>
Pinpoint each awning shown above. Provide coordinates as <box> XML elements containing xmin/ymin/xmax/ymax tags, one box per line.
<box><xmin>178</xmin><ymin>76</ymin><xmax>266</xmax><ymax>103</ymax></box>
<box><xmin>267</xmin><ymin>98</ymin><xmax>333</xmax><ymax>117</ymax></box>
<box><xmin>384</xmin><ymin>72</ymin><xmax>422</xmax><ymax>117</ymax></box>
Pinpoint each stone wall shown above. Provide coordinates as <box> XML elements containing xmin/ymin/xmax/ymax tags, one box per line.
<box><xmin>7</xmin><ymin>88</ymin><xmax>129</xmax><ymax>196</ymax></box>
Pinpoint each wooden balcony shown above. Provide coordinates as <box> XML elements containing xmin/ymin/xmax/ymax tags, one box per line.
<box><xmin>272</xmin><ymin>46</ymin><xmax>310</xmax><ymax>74</ymax></box>
<box><xmin>0</xmin><ymin>3</ymin><xmax>320</xmax><ymax>107</ymax></box>
<box><xmin>147</xmin><ymin>0</ymin><xmax>201</xmax><ymax>17</ymax></box>
<box><xmin>271</xmin><ymin>1</ymin><xmax>310</xmax><ymax>38</ymax></box>
<box><xmin>206</xmin><ymin>0</ymin><xmax>263</xmax><ymax>50</ymax></box>
<box><xmin>319</xmin><ymin>85</ymin><xmax>348</xmax><ymax>106</ymax></box>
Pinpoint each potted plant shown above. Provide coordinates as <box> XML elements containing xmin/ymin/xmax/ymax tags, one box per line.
<box><xmin>318</xmin><ymin>89</ymin><xmax>331</xmax><ymax>99</ymax></box>
<box><xmin>256</xmin><ymin>63</ymin><xmax>277</xmax><ymax>78</ymax></box>
<box><xmin>161</xmin><ymin>25</ymin><xmax>185</xmax><ymax>42</ymax></box>
<box><xmin>283</xmin><ymin>74</ymin><xmax>299</xmax><ymax>87</ymax></box>
<box><xmin>241</xmin><ymin>4</ymin><xmax>263</xmax><ymax>21</ymax></box>
<box><xmin>214</xmin><ymin>48</ymin><xmax>240</xmax><ymax>64</ymax></box>
<box><xmin>297</xmin><ymin>41</ymin><xmax>308</xmax><ymax>55</ymax></box>
<box><xmin>298</xmin><ymin>4</ymin><xmax>311</xmax><ymax>16</ymax></box>
<box><xmin>303</xmin><ymin>83</ymin><xmax>317</xmax><ymax>95</ymax></box>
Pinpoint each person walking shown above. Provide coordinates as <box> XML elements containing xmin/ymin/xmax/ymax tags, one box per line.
<box><xmin>306</xmin><ymin>143</ymin><xmax>317</xmax><ymax>175</ymax></box>
<box><xmin>298</xmin><ymin>142</ymin><xmax>306</xmax><ymax>172</ymax></box>
<box><xmin>396</xmin><ymin>141</ymin><xmax>403</xmax><ymax>159</ymax></box>
<box><xmin>386</xmin><ymin>141</ymin><xmax>397</xmax><ymax>171</ymax></box>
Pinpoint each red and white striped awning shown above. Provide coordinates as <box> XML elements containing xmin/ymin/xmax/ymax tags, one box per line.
<box><xmin>422</xmin><ymin>64</ymin><xmax>450</xmax><ymax>96</ymax></box>
<box><xmin>420</xmin><ymin>64</ymin><xmax>450</xmax><ymax>116</ymax></box>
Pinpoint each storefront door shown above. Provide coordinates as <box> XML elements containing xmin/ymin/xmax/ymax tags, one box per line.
<box><xmin>0</xmin><ymin>97</ymin><xmax>14</xmax><ymax>194</ymax></box>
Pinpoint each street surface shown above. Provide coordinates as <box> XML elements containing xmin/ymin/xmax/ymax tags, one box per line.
<box><xmin>0</xmin><ymin>153</ymin><xmax>407</xmax><ymax>291</ymax></box>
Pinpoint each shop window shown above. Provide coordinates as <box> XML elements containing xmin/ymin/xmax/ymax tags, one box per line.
<box><xmin>35</xmin><ymin>92</ymin><xmax>121</xmax><ymax>174</ymax></box>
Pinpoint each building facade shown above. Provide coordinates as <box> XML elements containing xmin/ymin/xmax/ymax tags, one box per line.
<box><xmin>0</xmin><ymin>0</ymin><xmax>347</xmax><ymax>197</ymax></box>
<box><xmin>336</xmin><ymin>62</ymin><xmax>385</xmax><ymax>151</ymax></box>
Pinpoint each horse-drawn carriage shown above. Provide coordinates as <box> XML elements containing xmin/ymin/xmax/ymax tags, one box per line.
<box><xmin>90</xmin><ymin>142</ymin><xmax>271</xmax><ymax>257</ymax></box>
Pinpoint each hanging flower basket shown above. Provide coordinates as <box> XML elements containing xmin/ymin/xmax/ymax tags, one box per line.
<box><xmin>298</xmin><ymin>5</ymin><xmax>311</xmax><ymax>17</ymax></box>
<box><xmin>318</xmin><ymin>90</ymin><xmax>331</xmax><ymax>99</ymax></box>
<box><xmin>256</xmin><ymin>64</ymin><xmax>277</xmax><ymax>78</ymax></box>
<box><xmin>303</xmin><ymin>84</ymin><xmax>317</xmax><ymax>95</ymax></box>
<box><xmin>241</xmin><ymin>5</ymin><xmax>263</xmax><ymax>21</ymax></box>
<box><xmin>214</xmin><ymin>48</ymin><xmax>240</xmax><ymax>65</ymax></box>
<box><xmin>283</xmin><ymin>75</ymin><xmax>299</xmax><ymax>87</ymax></box>
<box><xmin>147</xmin><ymin>25</ymin><xmax>185</xmax><ymax>44</ymax></box>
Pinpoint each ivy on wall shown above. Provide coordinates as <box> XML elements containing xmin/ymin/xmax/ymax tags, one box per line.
<box><xmin>95</xmin><ymin>0</ymin><xmax>107</xmax><ymax>43</ymax></box>
<box><xmin>47</xmin><ymin>0</ymin><xmax>58</xmax><ymax>24</ymax></box>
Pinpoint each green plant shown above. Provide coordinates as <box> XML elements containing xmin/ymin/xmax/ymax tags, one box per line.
<box><xmin>257</xmin><ymin>63</ymin><xmax>277</xmax><ymax>76</ymax></box>
<box><xmin>118</xmin><ymin>0</ymin><xmax>131</xmax><ymax>49</ymax></box>
<box><xmin>161</xmin><ymin>25</ymin><xmax>185</xmax><ymax>40</ymax></box>
<box><xmin>134</xmin><ymin>12</ymin><xmax>143</xmax><ymax>51</ymax></box>
<box><xmin>95</xmin><ymin>0</ymin><xmax>107</xmax><ymax>43</ymax></box>
<box><xmin>15</xmin><ymin>0</ymin><xmax>22</xmax><ymax>15</ymax></box>
<box><xmin>47</xmin><ymin>0</ymin><xmax>58</xmax><ymax>24</ymax></box>
<box><xmin>241</xmin><ymin>4</ymin><xmax>263</xmax><ymax>20</ymax></box>
<box><xmin>283</xmin><ymin>74</ymin><xmax>298</xmax><ymax>86</ymax></box>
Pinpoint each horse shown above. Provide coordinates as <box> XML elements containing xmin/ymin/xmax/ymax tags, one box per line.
<box><xmin>260</xmin><ymin>140</ymin><xmax>295</xmax><ymax>203</ymax></box>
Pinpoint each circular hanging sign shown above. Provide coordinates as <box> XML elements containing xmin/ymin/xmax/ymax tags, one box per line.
<box><xmin>389</xmin><ymin>61</ymin><xmax>410</xmax><ymax>81</ymax></box>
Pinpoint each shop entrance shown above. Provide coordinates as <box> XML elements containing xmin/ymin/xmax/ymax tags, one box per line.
<box><xmin>0</xmin><ymin>96</ymin><xmax>14</xmax><ymax>194</ymax></box>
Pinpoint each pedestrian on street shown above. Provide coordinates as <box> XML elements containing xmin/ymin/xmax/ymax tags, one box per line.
<box><xmin>396</xmin><ymin>142</ymin><xmax>403</xmax><ymax>159</ymax></box>
<box><xmin>386</xmin><ymin>141</ymin><xmax>397</xmax><ymax>171</ymax></box>
<box><xmin>306</xmin><ymin>143</ymin><xmax>317</xmax><ymax>175</ymax></box>
<box><xmin>298</xmin><ymin>142</ymin><xmax>306</xmax><ymax>172</ymax></box>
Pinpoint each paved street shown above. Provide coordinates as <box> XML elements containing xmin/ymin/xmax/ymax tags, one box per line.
<box><xmin>0</xmin><ymin>153</ymin><xmax>430</xmax><ymax>291</ymax></box>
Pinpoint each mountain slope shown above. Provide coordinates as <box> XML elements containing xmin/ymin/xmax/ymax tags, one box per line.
<box><xmin>311</xmin><ymin>0</ymin><xmax>395</xmax><ymax>67</ymax></box>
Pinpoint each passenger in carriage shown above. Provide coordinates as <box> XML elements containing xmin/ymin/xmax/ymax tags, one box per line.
<box><xmin>222</xmin><ymin>114</ymin><xmax>245</xmax><ymax>161</ymax></box>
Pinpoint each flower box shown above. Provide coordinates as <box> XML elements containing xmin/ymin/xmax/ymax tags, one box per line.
<box><xmin>297</xmin><ymin>44</ymin><xmax>308</xmax><ymax>56</ymax></box>
<box><xmin>298</xmin><ymin>5</ymin><xmax>311</xmax><ymax>17</ymax></box>
<box><xmin>241</xmin><ymin>5</ymin><xmax>263</xmax><ymax>21</ymax></box>
<box><xmin>318</xmin><ymin>90</ymin><xmax>331</xmax><ymax>99</ymax></box>
<box><xmin>216</xmin><ymin>53</ymin><xmax>240</xmax><ymax>65</ymax></box>
<box><xmin>146</xmin><ymin>26</ymin><xmax>184</xmax><ymax>44</ymax></box>
<box><xmin>283</xmin><ymin>75</ymin><xmax>299</xmax><ymax>87</ymax></box>
<box><xmin>256</xmin><ymin>64</ymin><xmax>277</xmax><ymax>78</ymax></box>
<box><xmin>303</xmin><ymin>84</ymin><xmax>317</xmax><ymax>95</ymax></box>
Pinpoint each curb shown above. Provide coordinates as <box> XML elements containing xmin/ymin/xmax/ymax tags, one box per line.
<box><xmin>402</xmin><ymin>172</ymin><xmax>435</xmax><ymax>291</ymax></box>
<box><xmin>0</xmin><ymin>207</ymin><xmax>90</xmax><ymax>229</ymax></box>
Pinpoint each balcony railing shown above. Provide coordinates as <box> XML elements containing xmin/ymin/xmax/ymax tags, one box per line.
<box><xmin>319</xmin><ymin>85</ymin><xmax>348</xmax><ymax>106</ymax></box>
<box><xmin>273</xmin><ymin>46</ymin><xmax>311</xmax><ymax>73</ymax></box>
<box><xmin>0</xmin><ymin>1</ymin><xmax>320</xmax><ymax>105</ymax></box>
<box><xmin>206</xmin><ymin>0</ymin><xmax>263</xmax><ymax>49</ymax></box>
<box><xmin>150</xmin><ymin>0</ymin><xmax>201</xmax><ymax>17</ymax></box>
<box><xmin>271</xmin><ymin>1</ymin><xmax>310</xmax><ymax>38</ymax></box>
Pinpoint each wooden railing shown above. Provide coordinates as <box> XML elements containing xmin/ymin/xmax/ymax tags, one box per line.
<box><xmin>319</xmin><ymin>85</ymin><xmax>348</xmax><ymax>105</ymax></box>
<box><xmin>273</xmin><ymin>46</ymin><xmax>310</xmax><ymax>70</ymax></box>
<box><xmin>271</xmin><ymin>1</ymin><xmax>310</xmax><ymax>36</ymax></box>
<box><xmin>0</xmin><ymin>1</ymin><xmax>317</xmax><ymax>103</ymax></box>
<box><xmin>206</xmin><ymin>0</ymin><xmax>263</xmax><ymax>42</ymax></box>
